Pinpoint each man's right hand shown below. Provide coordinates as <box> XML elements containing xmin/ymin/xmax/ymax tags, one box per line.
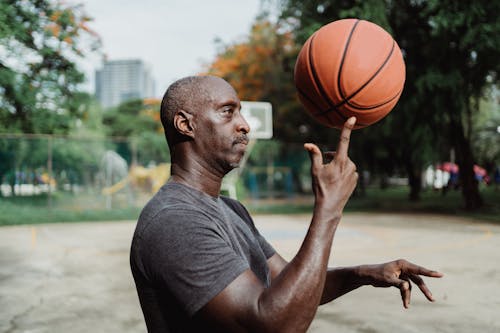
<box><xmin>304</xmin><ymin>116</ymin><xmax>358</xmax><ymax>221</ymax></box>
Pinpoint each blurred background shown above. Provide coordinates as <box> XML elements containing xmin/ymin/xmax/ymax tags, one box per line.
<box><xmin>1</xmin><ymin>0</ymin><xmax>499</xmax><ymax>225</ymax></box>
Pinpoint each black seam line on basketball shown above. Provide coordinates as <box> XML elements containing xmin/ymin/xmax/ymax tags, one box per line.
<box><xmin>296</xmin><ymin>88</ymin><xmax>360</xmax><ymax>125</ymax></box>
<box><xmin>296</xmin><ymin>38</ymin><xmax>337</xmax><ymax>126</ymax></box>
<box><xmin>295</xmin><ymin>86</ymin><xmax>331</xmax><ymax>122</ymax></box>
<box><xmin>345</xmin><ymin>86</ymin><xmax>403</xmax><ymax>111</ymax></box>
<box><xmin>312</xmin><ymin>19</ymin><xmax>361</xmax><ymax>118</ymax></box>
<box><xmin>314</xmin><ymin>81</ymin><xmax>401</xmax><ymax>118</ymax></box>
<box><xmin>341</xmin><ymin>40</ymin><xmax>396</xmax><ymax>109</ymax></box>
<box><xmin>308</xmin><ymin>33</ymin><xmax>335</xmax><ymax>108</ymax></box>
<box><xmin>312</xmin><ymin>104</ymin><xmax>369</xmax><ymax>126</ymax></box>
<box><xmin>309</xmin><ymin>102</ymin><xmax>370</xmax><ymax>126</ymax></box>
<box><xmin>336</xmin><ymin>19</ymin><xmax>361</xmax><ymax>102</ymax></box>
<box><xmin>309</xmin><ymin>20</ymin><xmax>361</xmax><ymax>120</ymax></box>
<box><xmin>306</xmin><ymin>33</ymin><xmax>345</xmax><ymax>126</ymax></box>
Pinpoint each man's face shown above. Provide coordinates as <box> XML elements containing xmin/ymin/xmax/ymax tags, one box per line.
<box><xmin>192</xmin><ymin>78</ymin><xmax>250</xmax><ymax>174</ymax></box>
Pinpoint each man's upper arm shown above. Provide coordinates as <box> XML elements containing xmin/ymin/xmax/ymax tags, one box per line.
<box><xmin>267</xmin><ymin>253</ymin><xmax>288</xmax><ymax>281</ymax></box>
<box><xmin>195</xmin><ymin>268</ymin><xmax>266</xmax><ymax>332</ymax></box>
<box><xmin>195</xmin><ymin>253</ymin><xmax>289</xmax><ymax>332</ymax></box>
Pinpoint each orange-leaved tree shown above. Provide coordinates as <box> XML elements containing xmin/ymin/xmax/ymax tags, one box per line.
<box><xmin>204</xmin><ymin>17</ymin><xmax>344</xmax><ymax>145</ymax></box>
<box><xmin>205</xmin><ymin>18</ymin><xmax>305</xmax><ymax>139</ymax></box>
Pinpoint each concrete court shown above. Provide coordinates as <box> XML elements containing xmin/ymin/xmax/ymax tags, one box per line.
<box><xmin>0</xmin><ymin>213</ymin><xmax>499</xmax><ymax>333</ymax></box>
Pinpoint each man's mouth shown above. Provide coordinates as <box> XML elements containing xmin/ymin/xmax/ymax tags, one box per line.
<box><xmin>234</xmin><ymin>135</ymin><xmax>249</xmax><ymax>146</ymax></box>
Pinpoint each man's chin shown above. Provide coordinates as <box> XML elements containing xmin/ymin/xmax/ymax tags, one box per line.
<box><xmin>224</xmin><ymin>150</ymin><xmax>245</xmax><ymax>172</ymax></box>
<box><xmin>228</xmin><ymin>162</ymin><xmax>241</xmax><ymax>169</ymax></box>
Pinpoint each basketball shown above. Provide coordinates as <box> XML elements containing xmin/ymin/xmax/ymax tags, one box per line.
<box><xmin>294</xmin><ymin>19</ymin><xmax>406</xmax><ymax>129</ymax></box>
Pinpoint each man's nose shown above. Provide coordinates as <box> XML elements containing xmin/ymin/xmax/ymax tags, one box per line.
<box><xmin>237</xmin><ymin>113</ymin><xmax>250</xmax><ymax>134</ymax></box>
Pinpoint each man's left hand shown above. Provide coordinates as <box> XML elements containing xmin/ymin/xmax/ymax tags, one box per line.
<box><xmin>356</xmin><ymin>259</ymin><xmax>444</xmax><ymax>308</ymax></box>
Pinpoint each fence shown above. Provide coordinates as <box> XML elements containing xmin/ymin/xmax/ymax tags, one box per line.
<box><xmin>0</xmin><ymin>134</ymin><xmax>318</xmax><ymax>212</ymax></box>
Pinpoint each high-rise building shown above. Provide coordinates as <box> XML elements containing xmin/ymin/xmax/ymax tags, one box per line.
<box><xmin>95</xmin><ymin>59</ymin><xmax>156</xmax><ymax>108</ymax></box>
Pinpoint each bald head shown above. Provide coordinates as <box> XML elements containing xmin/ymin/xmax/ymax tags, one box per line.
<box><xmin>160</xmin><ymin>75</ymin><xmax>231</xmax><ymax>148</ymax></box>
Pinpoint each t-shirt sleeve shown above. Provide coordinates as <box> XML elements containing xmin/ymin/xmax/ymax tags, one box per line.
<box><xmin>144</xmin><ymin>209</ymin><xmax>250</xmax><ymax>316</ymax></box>
<box><xmin>255</xmin><ymin>228</ymin><xmax>276</xmax><ymax>259</ymax></box>
<box><xmin>229</xmin><ymin>199</ymin><xmax>276</xmax><ymax>259</ymax></box>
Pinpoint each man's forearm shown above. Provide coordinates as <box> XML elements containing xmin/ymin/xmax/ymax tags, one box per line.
<box><xmin>320</xmin><ymin>266</ymin><xmax>365</xmax><ymax>304</ymax></box>
<box><xmin>255</xmin><ymin>210</ymin><xmax>341</xmax><ymax>332</ymax></box>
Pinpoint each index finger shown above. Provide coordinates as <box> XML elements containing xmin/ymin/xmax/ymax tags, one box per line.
<box><xmin>404</xmin><ymin>262</ymin><xmax>444</xmax><ymax>278</ymax></box>
<box><xmin>408</xmin><ymin>274</ymin><xmax>435</xmax><ymax>302</ymax></box>
<box><xmin>335</xmin><ymin>117</ymin><xmax>356</xmax><ymax>161</ymax></box>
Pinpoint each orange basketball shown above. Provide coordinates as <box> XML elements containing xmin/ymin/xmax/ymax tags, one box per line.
<box><xmin>294</xmin><ymin>19</ymin><xmax>406</xmax><ymax>129</ymax></box>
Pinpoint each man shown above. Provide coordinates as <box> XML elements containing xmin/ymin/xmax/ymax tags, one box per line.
<box><xmin>130</xmin><ymin>75</ymin><xmax>443</xmax><ymax>332</ymax></box>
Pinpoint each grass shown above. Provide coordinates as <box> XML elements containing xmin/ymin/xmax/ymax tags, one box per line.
<box><xmin>0</xmin><ymin>200</ymin><xmax>142</xmax><ymax>225</ymax></box>
<box><xmin>0</xmin><ymin>192</ymin><xmax>142</xmax><ymax>226</ymax></box>
<box><xmin>1</xmin><ymin>186</ymin><xmax>499</xmax><ymax>226</ymax></box>
<box><xmin>243</xmin><ymin>186</ymin><xmax>500</xmax><ymax>223</ymax></box>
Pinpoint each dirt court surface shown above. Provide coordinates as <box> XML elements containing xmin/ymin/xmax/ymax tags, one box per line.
<box><xmin>1</xmin><ymin>213</ymin><xmax>499</xmax><ymax>333</ymax></box>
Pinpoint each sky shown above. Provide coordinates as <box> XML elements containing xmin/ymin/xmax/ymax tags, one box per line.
<box><xmin>77</xmin><ymin>0</ymin><xmax>266</xmax><ymax>97</ymax></box>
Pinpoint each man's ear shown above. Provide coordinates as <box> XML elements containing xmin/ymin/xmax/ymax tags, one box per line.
<box><xmin>173</xmin><ymin>110</ymin><xmax>195</xmax><ymax>138</ymax></box>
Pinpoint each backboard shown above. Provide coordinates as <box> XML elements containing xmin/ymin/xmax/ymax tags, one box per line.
<box><xmin>240</xmin><ymin>101</ymin><xmax>273</xmax><ymax>139</ymax></box>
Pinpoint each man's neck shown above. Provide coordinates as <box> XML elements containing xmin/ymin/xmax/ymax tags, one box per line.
<box><xmin>170</xmin><ymin>162</ymin><xmax>223</xmax><ymax>198</ymax></box>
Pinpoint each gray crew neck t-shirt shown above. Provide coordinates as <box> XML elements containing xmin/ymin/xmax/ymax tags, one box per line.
<box><xmin>130</xmin><ymin>181</ymin><xmax>276</xmax><ymax>332</ymax></box>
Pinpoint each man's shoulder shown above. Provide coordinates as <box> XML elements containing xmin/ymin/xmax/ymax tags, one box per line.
<box><xmin>143</xmin><ymin>182</ymin><xmax>212</xmax><ymax>213</ymax></box>
<box><xmin>220</xmin><ymin>195</ymin><xmax>245</xmax><ymax>212</ymax></box>
<box><xmin>220</xmin><ymin>195</ymin><xmax>254</xmax><ymax>225</ymax></box>
<box><xmin>135</xmin><ymin>182</ymin><xmax>220</xmax><ymax>235</ymax></box>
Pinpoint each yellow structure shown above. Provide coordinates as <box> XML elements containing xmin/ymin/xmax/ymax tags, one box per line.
<box><xmin>40</xmin><ymin>173</ymin><xmax>57</xmax><ymax>187</ymax></box>
<box><xmin>102</xmin><ymin>163</ymin><xmax>170</xmax><ymax>195</ymax></box>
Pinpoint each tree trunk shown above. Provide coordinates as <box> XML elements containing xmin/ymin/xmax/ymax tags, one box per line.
<box><xmin>450</xmin><ymin>116</ymin><xmax>483</xmax><ymax>210</ymax></box>
<box><xmin>401</xmin><ymin>140</ymin><xmax>421</xmax><ymax>201</ymax></box>
<box><xmin>406</xmin><ymin>161</ymin><xmax>421</xmax><ymax>201</ymax></box>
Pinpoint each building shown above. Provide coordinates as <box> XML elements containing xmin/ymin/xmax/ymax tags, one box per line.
<box><xmin>95</xmin><ymin>59</ymin><xmax>156</xmax><ymax>108</ymax></box>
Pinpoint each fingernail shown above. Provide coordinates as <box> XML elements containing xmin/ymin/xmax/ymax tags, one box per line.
<box><xmin>348</xmin><ymin>117</ymin><xmax>356</xmax><ymax>125</ymax></box>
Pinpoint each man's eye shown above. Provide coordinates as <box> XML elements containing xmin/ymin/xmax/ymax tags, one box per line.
<box><xmin>222</xmin><ymin>108</ymin><xmax>234</xmax><ymax>115</ymax></box>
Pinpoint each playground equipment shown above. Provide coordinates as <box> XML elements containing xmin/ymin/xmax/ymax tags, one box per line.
<box><xmin>101</xmin><ymin>163</ymin><xmax>170</xmax><ymax>196</ymax></box>
<box><xmin>100</xmin><ymin>150</ymin><xmax>170</xmax><ymax>209</ymax></box>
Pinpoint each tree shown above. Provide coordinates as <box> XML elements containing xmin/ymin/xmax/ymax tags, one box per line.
<box><xmin>0</xmin><ymin>0</ymin><xmax>102</xmax><ymax>195</ymax></box>
<box><xmin>279</xmin><ymin>0</ymin><xmax>500</xmax><ymax>208</ymax></box>
<box><xmin>279</xmin><ymin>0</ymin><xmax>428</xmax><ymax>197</ymax></box>
<box><xmin>102</xmin><ymin>98</ymin><xmax>169</xmax><ymax>165</ymax></box>
<box><xmin>0</xmin><ymin>0</ymin><xmax>101</xmax><ymax>134</ymax></box>
<box><xmin>410</xmin><ymin>0</ymin><xmax>499</xmax><ymax>209</ymax></box>
<box><xmin>472</xmin><ymin>93</ymin><xmax>500</xmax><ymax>170</ymax></box>
<box><xmin>206</xmin><ymin>17</ymin><xmax>298</xmax><ymax>135</ymax></box>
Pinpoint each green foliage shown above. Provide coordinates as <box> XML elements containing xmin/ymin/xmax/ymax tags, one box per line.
<box><xmin>472</xmin><ymin>95</ymin><xmax>500</xmax><ymax>166</ymax></box>
<box><xmin>279</xmin><ymin>0</ymin><xmax>499</xmax><ymax>208</ymax></box>
<box><xmin>103</xmin><ymin>100</ymin><xmax>154</xmax><ymax>136</ymax></box>
<box><xmin>0</xmin><ymin>0</ymin><xmax>101</xmax><ymax>134</ymax></box>
<box><xmin>51</xmin><ymin>138</ymin><xmax>104</xmax><ymax>179</ymax></box>
<box><xmin>279</xmin><ymin>0</ymin><xmax>391</xmax><ymax>42</ymax></box>
<box><xmin>134</xmin><ymin>131</ymin><xmax>171</xmax><ymax>165</ymax></box>
<box><xmin>0</xmin><ymin>135</ymin><xmax>107</xmax><ymax>195</ymax></box>
<box><xmin>102</xmin><ymin>99</ymin><xmax>170</xmax><ymax>164</ymax></box>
